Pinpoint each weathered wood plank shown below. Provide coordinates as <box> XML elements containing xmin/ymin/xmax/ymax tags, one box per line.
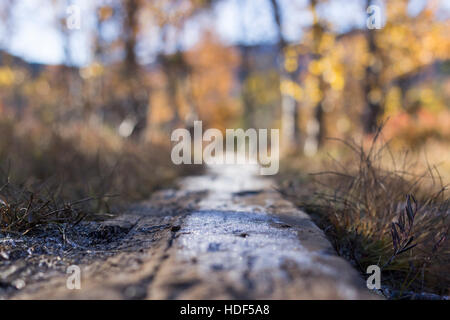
<box><xmin>12</xmin><ymin>164</ymin><xmax>379</xmax><ymax>299</ymax></box>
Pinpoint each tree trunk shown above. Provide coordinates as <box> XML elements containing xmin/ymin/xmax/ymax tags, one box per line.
<box><xmin>306</xmin><ymin>0</ymin><xmax>326</xmax><ymax>152</ymax></box>
<box><xmin>363</xmin><ymin>0</ymin><xmax>383</xmax><ymax>134</ymax></box>
<box><xmin>240</xmin><ymin>46</ymin><xmax>255</xmax><ymax>129</ymax></box>
<box><xmin>124</xmin><ymin>0</ymin><xmax>138</xmax><ymax>73</ymax></box>
<box><xmin>123</xmin><ymin>0</ymin><xmax>148</xmax><ymax>139</ymax></box>
<box><xmin>269</xmin><ymin>0</ymin><xmax>301</xmax><ymax>151</ymax></box>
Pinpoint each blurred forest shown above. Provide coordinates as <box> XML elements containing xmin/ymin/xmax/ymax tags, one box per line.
<box><xmin>0</xmin><ymin>0</ymin><xmax>449</xmax><ymax>196</ymax></box>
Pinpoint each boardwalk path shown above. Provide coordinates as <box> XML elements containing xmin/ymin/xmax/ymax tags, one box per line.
<box><xmin>15</xmin><ymin>163</ymin><xmax>377</xmax><ymax>299</ymax></box>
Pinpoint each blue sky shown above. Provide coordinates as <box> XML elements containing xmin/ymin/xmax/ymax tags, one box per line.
<box><xmin>0</xmin><ymin>0</ymin><xmax>447</xmax><ymax>67</ymax></box>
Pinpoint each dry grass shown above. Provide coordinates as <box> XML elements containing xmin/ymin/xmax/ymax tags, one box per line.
<box><xmin>0</xmin><ymin>117</ymin><xmax>198</xmax><ymax>234</ymax></box>
<box><xmin>0</xmin><ymin>177</ymin><xmax>90</xmax><ymax>234</ymax></box>
<box><xmin>279</xmin><ymin>128</ymin><xmax>449</xmax><ymax>297</ymax></box>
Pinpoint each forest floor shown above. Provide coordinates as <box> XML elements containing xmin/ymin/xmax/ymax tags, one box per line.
<box><xmin>0</xmin><ymin>162</ymin><xmax>379</xmax><ymax>300</ymax></box>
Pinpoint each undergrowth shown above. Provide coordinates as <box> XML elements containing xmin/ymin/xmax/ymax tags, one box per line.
<box><xmin>0</xmin><ymin>118</ymin><xmax>199</xmax><ymax>234</ymax></box>
<box><xmin>279</xmin><ymin>128</ymin><xmax>449</xmax><ymax>297</ymax></box>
